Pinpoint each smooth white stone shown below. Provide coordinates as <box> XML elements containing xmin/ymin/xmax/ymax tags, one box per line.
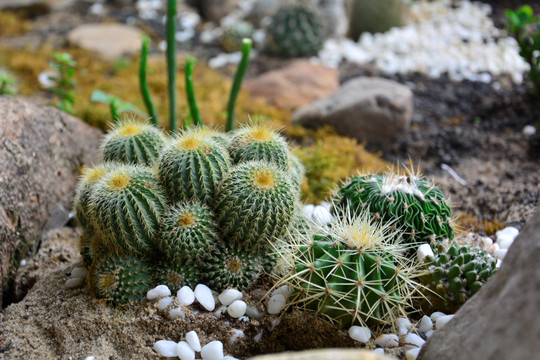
<box><xmin>430</xmin><ymin>311</ymin><xmax>446</xmax><ymax>323</ymax></box>
<box><xmin>195</xmin><ymin>284</ymin><xmax>216</xmax><ymax>311</ymax></box>
<box><xmin>497</xmin><ymin>233</ymin><xmax>515</xmax><ymax>250</ymax></box>
<box><xmin>218</xmin><ymin>289</ymin><xmax>243</xmax><ymax>306</ymax></box>
<box><xmin>523</xmin><ymin>125</ymin><xmax>536</xmax><ymax>136</ymax></box>
<box><xmin>214</xmin><ymin>305</ymin><xmax>228</xmax><ymax>317</ymax></box>
<box><xmin>153</xmin><ymin>340</ymin><xmax>178</xmax><ymax>358</ymax></box>
<box><xmin>418</xmin><ymin>315</ymin><xmax>433</xmax><ymax>333</ymax></box>
<box><xmin>253</xmin><ymin>330</ymin><xmax>264</xmax><ymax>342</ymax></box>
<box><xmin>227</xmin><ymin>300</ymin><xmax>247</xmax><ymax>318</ymax></box>
<box><xmin>481</xmin><ymin>237</ymin><xmax>493</xmax><ymax>248</ymax></box>
<box><xmin>271</xmin><ymin>285</ymin><xmax>294</xmax><ymax>299</ymax></box>
<box><xmin>373</xmin><ymin>348</ymin><xmax>385</xmax><ymax>355</ymax></box>
<box><xmin>147</xmin><ymin>285</ymin><xmax>172</xmax><ymax>300</ymax></box>
<box><xmin>404</xmin><ymin>333</ymin><xmax>425</xmax><ymax>347</ymax></box>
<box><xmin>186</xmin><ymin>331</ymin><xmax>201</xmax><ymax>352</ymax></box>
<box><xmin>20</xmin><ymin>259</ymin><xmax>27</xmax><ymax>266</ymax></box>
<box><xmin>223</xmin><ymin>357</ymin><xmax>239</xmax><ymax>360</ymax></box>
<box><xmin>156</xmin><ymin>296</ymin><xmax>173</xmax><ymax>311</ymax></box>
<box><xmin>436</xmin><ymin>314</ymin><xmax>454</xmax><ymax>329</ymax></box>
<box><xmin>496</xmin><ymin>259</ymin><xmax>503</xmax><ymax>268</ymax></box>
<box><xmin>229</xmin><ymin>329</ymin><xmax>245</xmax><ymax>343</ymax></box>
<box><xmin>71</xmin><ymin>267</ymin><xmax>88</xmax><ymax>279</ymax></box>
<box><xmin>84</xmin><ymin>357</ymin><xmax>95</xmax><ymax>360</ymax></box>
<box><xmin>425</xmin><ymin>330</ymin><xmax>435</xmax><ymax>338</ymax></box>
<box><xmin>201</xmin><ymin>340</ymin><xmax>224</xmax><ymax>360</ymax></box>
<box><xmin>245</xmin><ymin>305</ymin><xmax>263</xmax><ymax>320</ymax></box>
<box><xmin>178</xmin><ymin>286</ymin><xmax>195</xmax><ymax>306</ymax></box>
<box><xmin>320</xmin><ymin>201</ymin><xmax>332</xmax><ymax>210</ymax></box>
<box><xmin>397</xmin><ymin>317</ymin><xmax>412</xmax><ymax>335</ymax></box>
<box><xmin>302</xmin><ymin>204</ymin><xmax>315</xmax><ymax>218</ymax></box>
<box><xmin>65</xmin><ymin>277</ymin><xmax>84</xmax><ymax>288</ymax></box>
<box><xmin>417</xmin><ymin>244</ymin><xmax>435</xmax><ymax>263</ymax></box>
<box><xmin>405</xmin><ymin>348</ymin><xmax>421</xmax><ymax>360</ymax></box>
<box><xmin>374</xmin><ymin>334</ymin><xmax>399</xmax><ymax>348</ymax></box>
<box><xmin>267</xmin><ymin>294</ymin><xmax>286</xmax><ymax>314</ymax></box>
<box><xmin>494</xmin><ymin>248</ymin><xmax>508</xmax><ymax>260</ymax></box>
<box><xmin>312</xmin><ymin>206</ymin><xmax>332</xmax><ymax>225</ymax></box>
<box><xmin>168</xmin><ymin>307</ymin><xmax>185</xmax><ymax>320</ymax></box>
<box><xmin>348</xmin><ymin>326</ymin><xmax>371</xmax><ymax>343</ymax></box>
<box><xmin>176</xmin><ymin>341</ymin><xmax>195</xmax><ymax>360</ymax></box>
<box><xmin>496</xmin><ymin>226</ymin><xmax>519</xmax><ymax>239</ymax></box>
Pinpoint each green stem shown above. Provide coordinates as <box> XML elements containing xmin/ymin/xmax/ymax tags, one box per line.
<box><xmin>166</xmin><ymin>0</ymin><xmax>177</xmax><ymax>132</ymax></box>
<box><xmin>139</xmin><ymin>36</ymin><xmax>159</xmax><ymax>126</ymax></box>
<box><xmin>184</xmin><ymin>56</ymin><xmax>202</xmax><ymax>129</ymax></box>
<box><xmin>226</xmin><ymin>38</ymin><xmax>252</xmax><ymax>132</ymax></box>
<box><xmin>0</xmin><ymin>80</ymin><xmax>6</xmax><ymax>95</ymax></box>
<box><xmin>110</xmin><ymin>99</ymin><xmax>119</xmax><ymax>122</ymax></box>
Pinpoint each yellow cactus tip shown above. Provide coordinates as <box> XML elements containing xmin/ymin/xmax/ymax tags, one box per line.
<box><xmin>98</xmin><ymin>274</ymin><xmax>117</xmax><ymax>292</ymax></box>
<box><xmin>118</xmin><ymin>123</ymin><xmax>143</xmax><ymax>136</ymax></box>
<box><xmin>177</xmin><ymin>212</ymin><xmax>195</xmax><ymax>227</ymax></box>
<box><xmin>226</xmin><ymin>256</ymin><xmax>242</xmax><ymax>272</ymax></box>
<box><xmin>249</xmin><ymin>126</ymin><xmax>273</xmax><ymax>141</ymax></box>
<box><xmin>177</xmin><ymin>135</ymin><xmax>202</xmax><ymax>150</ymax></box>
<box><xmin>253</xmin><ymin>170</ymin><xmax>276</xmax><ymax>189</ymax></box>
<box><xmin>86</xmin><ymin>167</ymin><xmax>107</xmax><ymax>183</ymax></box>
<box><xmin>108</xmin><ymin>172</ymin><xmax>131</xmax><ymax>190</ymax></box>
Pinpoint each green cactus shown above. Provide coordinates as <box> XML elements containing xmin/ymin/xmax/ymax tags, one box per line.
<box><xmin>158</xmin><ymin>132</ymin><xmax>231</xmax><ymax>205</ymax></box>
<box><xmin>228</xmin><ymin>124</ymin><xmax>290</xmax><ymax>169</ymax></box>
<box><xmin>288</xmin><ymin>151</ymin><xmax>305</xmax><ymax>188</ymax></box>
<box><xmin>89</xmin><ymin>164</ymin><xmax>167</xmax><ymax>256</ymax></box>
<box><xmin>155</xmin><ymin>261</ymin><xmax>200</xmax><ymax>292</ymax></box>
<box><xmin>159</xmin><ymin>201</ymin><xmax>219</xmax><ymax>263</ymax></box>
<box><xmin>333</xmin><ymin>170</ymin><xmax>454</xmax><ymax>248</ymax></box>
<box><xmin>220</xmin><ymin>21</ymin><xmax>255</xmax><ymax>52</ymax></box>
<box><xmin>100</xmin><ymin>118</ymin><xmax>167</xmax><ymax>166</ymax></box>
<box><xmin>214</xmin><ymin>161</ymin><xmax>297</xmax><ymax>249</ymax></box>
<box><xmin>278</xmin><ymin>212</ymin><xmax>419</xmax><ymax>329</ymax></box>
<box><xmin>419</xmin><ymin>242</ymin><xmax>498</xmax><ymax>313</ymax></box>
<box><xmin>265</xmin><ymin>3</ymin><xmax>325</xmax><ymax>58</ymax></box>
<box><xmin>79</xmin><ymin>229</ymin><xmax>103</xmax><ymax>266</ymax></box>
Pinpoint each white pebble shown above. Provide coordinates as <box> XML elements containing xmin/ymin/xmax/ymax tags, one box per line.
<box><xmin>214</xmin><ymin>305</ymin><xmax>228</xmax><ymax>317</ymax></box>
<box><xmin>71</xmin><ymin>267</ymin><xmax>89</xmax><ymax>279</ymax></box>
<box><xmin>397</xmin><ymin>317</ymin><xmax>412</xmax><ymax>335</ymax></box>
<box><xmin>373</xmin><ymin>348</ymin><xmax>385</xmax><ymax>355</ymax></box>
<box><xmin>417</xmin><ymin>243</ymin><xmax>435</xmax><ymax>263</ymax></box>
<box><xmin>425</xmin><ymin>330</ymin><xmax>435</xmax><ymax>338</ymax></box>
<box><xmin>496</xmin><ymin>226</ymin><xmax>519</xmax><ymax>239</ymax></box>
<box><xmin>418</xmin><ymin>315</ymin><xmax>433</xmax><ymax>333</ymax></box>
<box><xmin>156</xmin><ymin>296</ymin><xmax>173</xmax><ymax>311</ymax></box>
<box><xmin>147</xmin><ymin>285</ymin><xmax>171</xmax><ymax>300</ymax></box>
<box><xmin>497</xmin><ymin>233</ymin><xmax>515</xmax><ymax>250</ymax></box>
<box><xmin>481</xmin><ymin>236</ymin><xmax>493</xmax><ymax>248</ymax></box>
<box><xmin>253</xmin><ymin>329</ymin><xmax>264</xmax><ymax>342</ymax></box>
<box><xmin>195</xmin><ymin>284</ymin><xmax>216</xmax><ymax>311</ymax></box>
<box><xmin>302</xmin><ymin>204</ymin><xmax>315</xmax><ymax>218</ymax></box>
<box><xmin>405</xmin><ymin>348</ymin><xmax>421</xmax><ymax>360</ymax></box>
<box><xmin>271</xmin><ymin>285</ymin><xmax>293</xmax><ymax>298</ymax></box>
<box><xmin>65</xmin><ymin>277</ymin><xmax>84</xmax><ymax>288</ymax></box>
<box><xmin>229</xmin><ymin>329</ymin><xmax>245</xmax><ymax>343</ymax></box>
<box><xmin>523</xmin><ymin>125</ymin><xmax>536</xmax><ymax>136</ymax></box>
<box><xmin>227</xmin><ymin>300</ymin><xmax>247</xmax><ymax>318</ymax></box>
<box><xmin>176</xmin><ymin>341</ymin><xmax>195</xmax><ymax>360</ymax></box>
<box><xmin>201</xmin><ymin>340</ymin><xmax>224</xmax><ymax>360</ymax></box>
<box><xmin>374</xmin><ymin>334</ymin><xmax>399</xmax><ymax>348</ymax></box>
<box><xmin>404</xmin><ymin>333</ymin><xmax>425</xmax><ymax>348</ymax></box>
<box><xmin>218</xmin><ymin>289</ymin><xmax>243</xmax><ymax>306</ymax></box>
<box><xmin>267</xmin><ymin>294</ymin><xmax>286</xmax><ymax>314</ymax></box>
<box><xmin>496</xmin><ymin>259</ymin><xmax>503</xmax><ymax>268</ymax></box>
<box><xmin>312</xmin><ymin>205</ymin><xmax>332</xmax><ymax>225</ymax></box>
<box><xmin>20</xmin><ymin>259</ymin><xmax>27</xmax><ymax>266</ymax></box>
<box><xmin>168</xmin><ymin>307</ymin><xmax>185</xmax><ymax>320</ymax></box>
<box><xmin>436</xmin><ymin>314</ymin><xmax>454</xmax><ymax>329</ymax></box>
<box><xmin>245</xmin><ymin>305</ymin><xmax>263</xmax><ymax>320</ymax></box>
<box><xmin>186</xmin><ymin>331</ymin><xmax>201</xmax><ymax>352</ymax></box>
<box><xmin>494</xmin><ymin>248</ymin><xmax>508</xmax><ymax>260</ymax></box>
<box><xmin>153</xmin><ymin>340</ymin><xmax>178</xmax><ymax>358</ymax></box>
<box><xmin>223</xmin><ymin>357</ymin><xmax>239</xmax><ymax>360</ymax></box>
<box><xmin>84</xmin><ymin>357</ymin><xmax>95</xmax><ymax>360</ymax></box>
<box><xmin>348</xmin><ymin>326</ymin><xmax>371</xmax><ymax>343</ymax></box>
<box><xmin>177</xmin><ymin>286</ymin><xmax>195</xmax><ymax>306</ymax></box>
<box><xmin>430</xmin><ymin>311</ymin><xmax>446</xmax><ymax>323</ymax></box>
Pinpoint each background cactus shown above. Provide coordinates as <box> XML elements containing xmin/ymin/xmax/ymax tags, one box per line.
<box><xmin>220</xmin><ymin>21</ymin><xmax>255</xmax><ymax>52</ymax></box>
<box><xmin>155</xmin><ymin>262</ymin><xmax>201</xmax><ymax>292</ymax></box>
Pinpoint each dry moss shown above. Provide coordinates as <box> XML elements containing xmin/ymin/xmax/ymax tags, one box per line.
<box><xmin>0</xmin><ymin>11</ymin><xmax>32</xmax><ymax>37</ymax></box>
<box><xmin>455</xmin><ymin>212</ymin><xmax>506</xmax><ymax>235</ymax></box>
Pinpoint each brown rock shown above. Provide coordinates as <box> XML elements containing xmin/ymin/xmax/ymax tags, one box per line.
<box><xmin>419</xmin><ymin>209</ymin><xmax>540</xmax><ymax>360</ymax></box>
<box><xmin>249</xmin><ymin>349</ymin><xmax>395</xmax><ymax>360</ymax></box>
<box><xmin>244</xmin><ymin>60</ymin><xmax>339</xmax><ymax>110</ymax></box>
<box><xmin>292</xmin><ymin>77</ymin><xmax>413</xmax><ymax>149</ymax></box>
<box><xmin>200</xmin><ymin>0</ymin><xmax>238</xmax><ymax>23</ymax></box>
<box><xmin>0</xmin><ymin>97</ymin><xmax>101</xmax><ymax>307</ymax></box>
<box><xmin>0</xmin><ymin>0</ymin><xmax>73</xmax><ymax>11</ymax></box>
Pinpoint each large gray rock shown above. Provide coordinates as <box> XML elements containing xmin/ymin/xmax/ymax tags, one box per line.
<box><xmin>249</xmin><ymin>349</ymin><xmax>394</xmax><ymax>360</ymax></box>
<box><xmin>0</xmin><ymin>97</ymin><xmax>102</xmax><ymax>307</ymax></box>
<box><xmin>292</xmin><ymin>77</ymin><xmax>413</xmax><ymax>149</ymax></box>
<box><xmin>419</xmin><ymin>209</ymin><xmax>540</xmax><ymax>360</ymax></box>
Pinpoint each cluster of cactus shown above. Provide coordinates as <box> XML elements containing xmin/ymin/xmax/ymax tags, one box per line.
<box><xmin>265</xmin><ymin>2</ymin><xmax>325</xmax><ymax>58</ymax></box>
<box><xmin>220</xmin><ymin>21</ymin><xmax>255</xmax><ymax>52</ymax></box>
<box><xmin>419</xmin><ymin>242</ymin><xmax>498</xmax><ymax>313</ymax></box>
<box><xmin>74</xmin><ymin>119</ymin><xmax>302</xmax><ymax>305</ymax></box>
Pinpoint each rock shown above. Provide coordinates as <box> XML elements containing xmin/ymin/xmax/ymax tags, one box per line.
<box><xmin>244</xmin><ymin>60</ymin><xmax>339</xmax><ymax>110</ymax></box>
<box><xmin>419</xmin><ymin>210</ymin><xmax>540</xmax><ymax>360</ymax></box>
<box><xmin>0</xmin><ymin>0</ymin><xmax>72</xmax><ymax>12</ymax></box>
<box><xmin>198</xmin><ymin>0</ymin><xmax>238</xmax><ymax>23</ymax></box>
<box><xmin>347</xmin><ymin>0</ymin><xmax>410</xmax><ymax>39</ymax></box>
<box><xmin>292</xmin><ymin>77</ymin><xmax>413</xmax><ymax>149</ymax></box>
<box><xmin>67</xmin><ymin>23</ymin><xmax>143</xmax><ymax>61</ymax></box>
<box><xmin>0</xmin><ymin>97</ymin><xmax>101</xmax><ymax>307</ymax></box>
<box><xmin>249</xmin><ymin>348</ymin><xmax>394</xmax><ymax>360</ymax></box>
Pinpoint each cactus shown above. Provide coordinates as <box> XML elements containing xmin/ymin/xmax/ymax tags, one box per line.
<box><xmin>159</xmin><ymin>201</ymin><xmax>219</xmax><ymax>263</ymax></box>
<box><xmin>89</xmin><ymin>164</ymin><xmax>167</xmax><ymax>256</ymax></box>
<box><xmin>214</xmin><ymin>161</ymin><xmax>297</xmax><ymax>249</ymax></box>
<box><xmin>88</xmin><ymin>252</ymin><xmax>154</xmax><ymax>305</ymax></box>
<box><xmin>419</xmin><ymin>242</ymin><xmax>498</xmax><ymax>313</ymax></box>
<box><xmin>158</xmin><ymin>132</ymin><xmax>231</xmax><ymax>205</ymax></box>
<box><xmin>333</xmin><ymin>170</ymin><xmax>454</xmax><ymax>248</ymax></box>
<box><xmin>288</xmin><ymin>151</ymin><xmax>306</xmax><ymax>188</ymax></box>
<box><xmin>79</xmin><ymin>229</ymin><xmax>103</xmax><ymax>266</ymax></box>
<box><xmin>265</xmin><ymin>2</ymin><xmax>325</xmax><ymax>58</ymax></box>
<box><xmin>220</xmin><ymin>21</ymin><xmax>255</xmax><ymax>52</ymax></box>
<box><xmin>100</xmin><ymin>118</ymin><xmax>167</xmax><ymax>166</ymax></box>
<box><xmin>155</xmin><ymin>261</ymin><xmax>200</xmax><ymax>292</ymax></box>
<box><xmin>277</xmin><ymin>211</ymin><xmax>419</xmax><ymax>329</ymax></box>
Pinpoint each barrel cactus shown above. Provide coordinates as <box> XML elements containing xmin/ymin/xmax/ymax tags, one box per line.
<box><xmin>155</xmin><ymin>261</ymin><xmax>201</xmax><ymax>292</ymax></box>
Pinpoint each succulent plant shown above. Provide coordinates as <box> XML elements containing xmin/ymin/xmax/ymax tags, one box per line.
<box><xmin>265</xmin><ymin>2</ymin><xmax>325</xmax><ymax>58</ymax></box>
<box><xmin>100</xmin><ymin>118</ymin><xmax>167</xmax><ymax>166</ymax></box>
<box><xmin>79</xmin><ymin>229</ymin><xmax>103</xmax><ymax>266</ymax></box>
<box><xmin>89</xmin><ymin>164</ymin><xmax>167</xmax><ymax>256</ymax></box>
<box><xmin>220</xmin><ymin>21</ymin><xmax>255</xmax><ymax>52</ymax></box>
<box><xmin>88</xmin><ymin>252</ymin><xmax>154</xmax><ymax>305</ymax></box>
<box><xmin>154</xmin><ymin>261</ymin><xmax>200</xmax><ymax>292</ymax></box>
<box><xmin>158</xmin><ymin>132</ymin><xmax>231</xmax><ymax>205</ymax></box>
<box><xmin>333</xmin><ymin>169</ymin><xmax>454</xmax><ymax>248</ymax></box>
<box><xmin>288</xmin><ymin>151</ymin><xmax>306</xmax><ymax>188</ymax></box>
<box><xmin>419</xmin><ymin>242</ymin><xmax>498</xmax><ymax>313</ymax></box>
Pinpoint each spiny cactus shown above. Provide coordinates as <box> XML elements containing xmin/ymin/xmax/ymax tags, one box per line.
<box><xmin>155</xmin><ymin>261</ymin><xmax>201</xmax><ymax>292</ymax></box>
<box><xmin>88</xmin><ymin>252</ymin><xmax>154</xmax><ymax>305</ymax></box>
<box><xmin>288</xmin><ymin>151</ymin><xmax>306</xmax><ymax>188</ymax></box>
<box><xmin>419</xmin><ymin>242</ymin><xmax>497</xmax><ymax>313</ymax></box>
<box><xmin>159</xmin><ymin>201</ymin><xmax>219</xmax><ymax>263</ymax></box>
<box><xmin>158</xmin><ymin>132</ymin><xmax>231</xmax><ymax>205</ymax></box>
<box><xmin>214</xmin><ymin>161</ymin><xmax>297</xmax><ymax>249</ymax></box>
<box><xmin>220</xmin><ymin>21</ymin><xmax>255</xmax><ymax>52</ymax></box>
<box><xmin>79</xmin><ymin>229</ymin><xmax>103</xmax><ymax>266</ymax></box>
<box><xmin>89</xmin><ymin>164</ymin><xmax>167</xmax><ymax>255</ymax></box>
<box><xmin>333</xmin><ymin>169</ymin><xmax>454</xmax><ymax>248</ymax></box>
<box><xmin>277</xmin><ymin>211</ymin><xmax>420</xmax><ymax>329</ymax></box>
<box><xmin>100</xmin><ymin>118</ymin><xmax>167</xmax><ymax>166</ymax></box>
<box><xmin>265</xmin><ymin>2</ymin><xmax>325</xmax><ymax>58</ymax></box>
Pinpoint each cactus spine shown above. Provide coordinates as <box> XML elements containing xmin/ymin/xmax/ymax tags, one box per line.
<box><xmin>155</xmin><ymin>261</ymin><xmax>201</xmax><ymax>292</ymax></box>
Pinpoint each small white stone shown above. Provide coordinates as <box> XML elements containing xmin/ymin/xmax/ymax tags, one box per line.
<box><xmin>348</xmin><ymin>326</ymin><xmax>371</xmax><ymax>343</ymax></box>
<box><xmin>267</xmin><ymin>294</ymin><xmax>286</xmax><ymax>314</ymax></box>
<box><xmin>312</xmin><ymin>206</ymin><xmax>332</xmax><ymax>225</ymax></box>
<box><xmin>214</xmin><ymin>305</ymin><xmax>228</xmax><ymax>317</ymax></box>
<box><xmin>245</xmin><ymin>305</ymin><xmax>263</xmax><ymax>320</ymax></box>
<box><xmin>176</xmin><ymin>341</ymin><xmax>195</xmax><ymax>360</ymax></box>
<box><xmin>227</xmin><ymin>300</ymin><xmax>247</xmax><ymax>318</ymax></box>
<box><xmin>71</xmin><ymin>267</ymin><xmax>88</xmax><ymax>279</ymax></box>
<box><xmin>374</xmin><ymin>334</ymin><xmax>399</xmax><ymax>348</ymax></box>
<box><xmin>20</xmin><ymin>259</ymin><xmax>27</xmax><ymax>266</ymax></box>
<box><xmin>430</xmin><ymin>311</ymin><xmax>446</xmax><ymax>323</ymax></box>
<box><xmin>65</xmin><ymin>277</ymin><xmax>84</xmax><ymax>288</ymax></box>
<box><xmin>373</xmin><ymin>348</ymin><xmax>385</xmax><ymax>355</ymax></box>
<box><xmin>195</xmin><ymin>284</ymin><xmax>216</xmax><ymax>311</ymax></box>
<box><xmin>523</xmin><ymin>125</ymin><xmax>536</xmax><ymax>136</ymax></box>
<box><xmin>168</xmin><ymin>307</ymin><xmax>185</xmax><ymax>320</ymax></box>
<box><xmin>186</xmin><ymin>331</ymin><xmax>201</xmax><ymax>352</ymax></box>
<box><xmin>229</xmin><ymin>329</ymin><xmax>245</xmax><ymax>343</ymax></box>
<box><xmin>418</xmin><ymin>315</ymin><xmax>433</xmax><ymax>333</ymax></box>
<box><xmin>218</xmin><ymin>289</ymin><xmax>243</xmax><ymax>306</ymax></box>
<box><xmin>496</xmin><ymin>259</ymin><xmax>503</xmax><ymax>268</ymax></box>
<box><xmin>253</xmin><ymin>329</ymin><xmax>264</xmax><ymax>342</ymax></box>
<box><xmin>481</xmin><ymin>236</ymin><xmax>493</xmax><ymax>248</ymax></box>
<box><xmin>425</xmin><ymin>330</ymin><xmax>435</xmax><ymax>338</ymax></box>
<box><xmin>417</xmin><ymin>244</ymin><xmax>435</xmax><ymax>263</ymax></box>
<box><xmin>497</xmin><ymin>233</ymin><xmax>515</xmax><ymax>250</ymax></box>
<box><xmin>201</xmin><ymin>340</ymin><xmax>224</xmax><ymax>360</ymax></box>
<box><xmin>496</xmin><ymin>226</ymin><xmax>519</xmax><ymax>239</ymax></box>
<box><xmin>177</xmin><ymin>286</ymin><xmax>195</xmax><ymax>306</ymax></box>
<box><xmin>153</xmin><ymin>340</ymin><xmax>178</xmax><ymax>358</ymax></box>
<box><xmin>147</xmin><ymin>285</ymin><xmax>171</xmax><ymax>300</ymax></box>
<box><xmin>404</xmin><ymin>333</ymin><xmax>425</xmax><ymax>348</ymax></box>
<box><xmin>494</xmin><ymin>248</ymin><xmax>508</xmax><ymax>260</ymax></box>
<box><xmin>302</xmin><ymin>204</ymin><xmax>315</xmax><ymax>218</ymax></box>
<box><xmin>405</xmin><ymin>348</ymin><xmax>421</xmax><ymax>360</ymax></box>
<box><xmin>223</xmin><ymin>356</ymin><xmax>239</xmax><ymax>360</ymax></box>
<box><xmin>397</xmin><ymin>317</ymin><xmax>412</xmax><ymax>335</ymax></box>
<box><xmin>436</xmin><ymin>314</ymin><xmax>454</xmax><ymax>329</ymax></box>
<box><xmin>84</xmin><ymin>357</ymin><xmax>95</xmax><ymax>360</ymax></box>
<box><xmin>271</xmin><ymin>285</ymin><xmax>293</xmax><ymax>299</ymax></box>
<box><xmin>156</xmin><ymin>296</ymin><xmax>173</xmax><ymax>311</ymax></box>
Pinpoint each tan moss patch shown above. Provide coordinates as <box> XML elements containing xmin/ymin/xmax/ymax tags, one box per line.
<box><xmin>0</xmin><ymin>11</ymin><xmax>31</xmax><ymax>36</ymax></box>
